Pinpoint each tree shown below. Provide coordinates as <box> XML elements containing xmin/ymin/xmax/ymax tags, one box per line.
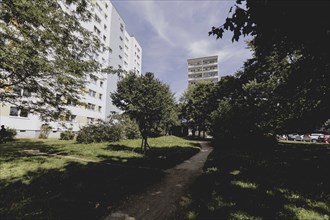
<box><xmin>111</xmin><ymin>72</ymin><xmax>177</xmax><ymax>153</ymax></box>
<box><xmin>179</xmin><ymin>82</ymin><xmax>216</xmax><ymax>138</ymax></box>
<box><xmin>209</xmin><ymin>0</ymin><xmax>330</xmax><ymax>133</ymax></box>
<box><xmin>0</xmin><ymin>0</ymin><xmax>115</xmax><ymax>119</ymax></box>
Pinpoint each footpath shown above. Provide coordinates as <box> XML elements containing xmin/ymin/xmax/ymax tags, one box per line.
<box><xmin>105</xmin><ymin>141</ymin><xmax>213</xmax><ymax>220</ymax></box>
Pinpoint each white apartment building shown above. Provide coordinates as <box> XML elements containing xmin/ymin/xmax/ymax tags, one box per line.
<box><xmin>0</xmin><ymin>1</ymin><xmax>142</xmax><ymax>138</ymax></box>
<box><xmin>187</xmin><ymin>56</ymin><xmax>219</xmax><ymax>85</ymax></box>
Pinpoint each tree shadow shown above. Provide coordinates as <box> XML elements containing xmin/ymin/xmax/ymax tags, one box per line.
<box><xmin>182</xmin><ymin>141</ymin><xmax>330</xmax><ymax>219</ymax></box>
<box><xmin>100</xmin><ymin>143</ymin><xmax>201</xmax><ymax>170</ymax></box>
<box><xmin>0</xmin><ymin>161</ymin><xmax>164</xmax><ymax>220</ymax></box>
<box><xmin>0</xmin><ymin>140</ymin><xmax>201</xmax><ymax>219</ymax></box>
<box><xmin>0</xmin><ymin>139</ymin><xmax>67</xmax><ymax>163</ymax></box>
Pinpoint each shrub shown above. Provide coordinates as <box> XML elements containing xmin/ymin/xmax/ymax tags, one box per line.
<box><xmin>5</xmin><ymin>128</ymin><xmax>17</xmax><ymax>141</ymax></box>
<box><xmin>60</xmin><ymin>131</ymin><xmax>75</xmax><ymax>140</ymax></box>
<box><xmin>117</xmin><ymin>115</ymin><xmax>140</xmax><ymax>139</ymax></box>
<box><xmin>76</xmin><ymin>121</ymin><xmax>122</xmax><ymax>143</ymax></box>
<box><xmin>39</xmin><ymin>124</ymin><xmax>52</xmax><ymax>139</ymax></box>
<box><xmin>0</xmin><ymin>127</ymin><xmax>17</xmax><ymax>143</ymax></box>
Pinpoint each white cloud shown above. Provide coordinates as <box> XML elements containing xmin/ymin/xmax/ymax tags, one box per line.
<box><xmin>112</xmin><ymin>1</ymin><xmax>253</xmax><ymax>97</ymax></box>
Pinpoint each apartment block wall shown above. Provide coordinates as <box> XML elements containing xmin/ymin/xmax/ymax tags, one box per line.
<box><xmin>0</xmin><ymin>0</ymin><xmax>142</xmax><ymax>138</ymax></box>
<box><xmin>187</xmin><ymin>55</ymin><xmax>219</xmax><ymax>85</ymax></box>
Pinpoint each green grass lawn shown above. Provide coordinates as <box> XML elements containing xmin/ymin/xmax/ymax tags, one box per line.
<box><xmin>0</xmin><ymin>136</ymin><xmax>199</xmax><ymax>219</ymax></box>
<box><xmin>179</xmin><ymin>141</ymin><xmax>330</xmax><ymax>220</ymax></box>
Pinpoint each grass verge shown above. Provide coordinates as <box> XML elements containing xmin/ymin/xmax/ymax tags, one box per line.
<box><xmin>0</xmin><ymin>136</ymin><xmax>199</xmax><ymax>219</ymax></box>
<box><xmin>179</xmin><ymin>141</ymin><xmax>330</xmax><ymax>220</ymax></box>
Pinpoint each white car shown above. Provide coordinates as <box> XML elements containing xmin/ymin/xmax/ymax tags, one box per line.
<box><xmin>310</xmin><ymin>133</ymin><xmax>323</xmax><ymax>143</ymax></box>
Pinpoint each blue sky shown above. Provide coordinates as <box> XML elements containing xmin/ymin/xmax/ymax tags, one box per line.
<box><xmin>111</xmin><ymin>0</ymin><xmax>253</xmax><ymax>99</ymax></box>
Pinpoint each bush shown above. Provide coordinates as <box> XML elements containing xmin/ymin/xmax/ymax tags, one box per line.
<box><xmin>0</xmin><ymin>127</ymin><xmax>17</xmax><ymax>143</ymax></box>
<box><xmin>76</xmin><ymin>121</ymin><xmax>122</xmax><ymax>143</ymax></box>
<box><xmin>60</xmin><ymin>131</ymin><xmax>75</xmax><ymax>140</ymax></box>
<box><xmin>5</xmin><ymin>128</ymin><xmax>17</xmax><ymax>141</ymax></box>
<box><xmin>39</xmin><ymin>124</ymin><xmax>52</xmax><ymax>139</ymax></box>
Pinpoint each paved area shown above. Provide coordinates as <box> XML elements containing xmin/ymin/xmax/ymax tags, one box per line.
<box><xmin>105</xmin><ymin>141</ymin><xmax>213</xmax><ymax>220</ymax></box>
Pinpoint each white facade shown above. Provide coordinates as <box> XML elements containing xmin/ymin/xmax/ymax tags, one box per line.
<box><xmin>187</xmin><ymin>56</ymin><xmax>219</xmax><ymax>85</ymax></box>
<box><xmin>0</xmin><ymin>0</ymin><xmax>142</xmax><ymax>138</ymax></box>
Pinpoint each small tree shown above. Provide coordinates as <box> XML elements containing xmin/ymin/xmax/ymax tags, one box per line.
<box><xmin>111</xmin><ymin>72</ymin><xmax>177</xmax><ymax>153</ymax></box>
<box><xmin>39</xmin><ymin>124</ymin><xmax>52</xmax><ymax>139</ymax></box>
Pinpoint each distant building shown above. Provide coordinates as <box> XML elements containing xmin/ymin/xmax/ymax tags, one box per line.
<box><xmin>0</xmin><ymin>1</ymin><xmax>142</xmax><ymax>138</ymax></box>
<box><xmin>187</xmin><ymin>55</ymin><xmax>219</xmax><ymax>85</ymax></box>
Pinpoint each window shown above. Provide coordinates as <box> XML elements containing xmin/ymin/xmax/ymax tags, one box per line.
<box><xmin>96</xmin><ymin>3</ymin><xmax>102</xmax><ymax>12</ymax></box>
<box><xmin>119</xmin><ymin>45</ymin><xmax>123</xmax><ymax>50</ymax></box>
<box><xmin>104</xmin><ymin>24</ymin><xmax>107</xmax><ymax>30</ymax></box>
<box><xmin>65</xmin><ymin>114</ymin><xmax>76</xmax><ymax>122</ymax></box>
<box><xmin>103</xmin><ymin>35</ymin><xmax>106</xmax><ymax>41</ymax></box>
<box><xmin>90</xmin><ymin>78</ymin><xmax>97</xmax><ymax>85</ymax></box>
<box><xmin>99</xmin><ymin>94</ymin><xmax>102</xmax><ymax>100</ymax></box>
<box><xmin>9</xmin><ymin>107</ymin><xmax>18</xmax><ymax>116</ymax></box>
<box><xmin>94</xmin><ymin>26</ymin><xmax>100</xmax><ymax>36</ymax></box>
<box><xmin>118</xmin><ymin>64</ymin><xmax>122</xmax><ymax>69</ymax></box>
<box><xmin>87</xmin><ymin>117</ymin><xmax>94</xmax><ymax>124</ymax></box>
<box><xmin>9</xmin><ymin>107</ymin><xmax>28</xmax><ymax>117</ymax></box>
<box><xmin>94</xmin><ymin>14</ymin><xmax>101</xmax><ymax>23</ymax></box>
<box><xmin>20</xmin><ymin>109</ymin><xmax>29</xmax><ymax>117</ymax></box>
<box><xmin>118</xmin><ymin>55</ymin><xmax>122</xmax><ymax>60</ymax></box>
<box><xmin>87</xmin><ymin>103</ymin><xmax>96</xmax><ymax>110</ymax></box>
<box><xmin>88</xmin><ymin>89</ymin><xmax>96</xmax><ymax>97</ymax></box>
<box><xmin>105</xmin><ymin>3</ymin><xmax>108</xmax><ymax>9</ymax></box>
<box><xmin>12</xmin><ymin>86</ymin><xmax>31</xmax><ymax>97</ymax></box>
<box><xmin>98</xmin><ymin>106</ymin><xmax>102</xmax><ymax>112</ymax></box>
<box><xmin>119</xmin><ymin>36</ymin><xmax>123</xmax><ymax>41</ymax></box>
<box><xmin>100</xmin><ymin>81</ymin><xmax>104</xmax><ymax>88</ymax></box>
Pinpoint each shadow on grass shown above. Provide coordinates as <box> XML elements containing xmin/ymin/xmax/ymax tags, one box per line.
<box><xmin>101</xmin><ymin>143</ymin><xmax>201</xmax><ymax>170</ymax></box>
<box><xmin>0</xmin><ymin>139</ymin><xmax>68</xmax><ymax>162</ymax></box>
<box><xmin>181</xmin><ymin>141</ymin><xmax>330</xmax><ymax>219</ymax></box>
<box><xmin>0</xmin><ymin>140</ymin><xmax>201</xmax><ymax>219</ymax></box>
<box><xmin>0</xmin><ymin>161</ymin><xmax>164</xmax><ymax>220</ymax></box>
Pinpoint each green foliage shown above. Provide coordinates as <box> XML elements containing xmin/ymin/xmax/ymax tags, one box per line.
<box><xmin>180</xmin><ymin>141</ymin><xmax>330</xmax><ymax>220</ymax></box>
<box><xmin>209</xmin><ymin>0</ymin><xmax>329</xmax><ymax>135</ymax></box>
<box><xmin>112</xmin><ymin>114</ymin><xmax>141</xmax><ymax>139</ymax></box>
<box><xmin>111</xmin><ymin>72</ymin><xmax>177</xmax><ymax>152</ymax></box>
<box><xmin>0</xmin><ymin>0</ymin><xmax>113</xmax><ymax>119</ymax></box>
<box><xmin>0</xmin><ymin>127</ymin><xmax>17</xmax><ymax>143</ymax></box>
<box><xmin>5</xmin><ymin>128</ymin><xmax>17</xmax><ymax>141</ymax></box>
<box><xmin>179</xmin><ymin>82</ymin><xmax>216</xmax><ymax>137</ymax></box>
<box><xmin>39</xmin><ymin>124</ymin><xmax>52</xmax><ymax>139</ymax></box>
<box><xmin>76</xmin><ymin>121</ymin><xmax>122</xmax><ymax>144</ymax></box>
<box><xmin>60</xmin><ymin>131</ymin><xmax>75</xmax><ymax>140</ymax></box>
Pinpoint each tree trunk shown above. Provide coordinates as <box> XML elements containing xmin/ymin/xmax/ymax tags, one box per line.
<box><xmin>203</xmin><ymin>130</ymin><xmax>206</xmax><ymax>139</ymax></box>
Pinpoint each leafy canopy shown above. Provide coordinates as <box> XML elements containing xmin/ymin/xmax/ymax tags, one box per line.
<box><xmin>111</xmin><ymin>72</ymin><xmax>177</xmax><ymax>150</ymax></box>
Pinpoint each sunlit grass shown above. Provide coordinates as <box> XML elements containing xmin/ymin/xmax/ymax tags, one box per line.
<box><xmin>229</xmin><ymin>210</ymin><xmax>262</xmax><ymax>220</ymax></box>
<box><xmin>0</xmin><ymin>136</ymin><xmax>198</xmax><ymax>186</ymax></box>
<box><xmin>231</xmin><ymin>180</ymin><xmax>258</xmax><ymax>189</ymax></box>
<box><xmin>284</xmin><ymin>205</ymin><xmax>329</xmax><ymax>220</ymax></box>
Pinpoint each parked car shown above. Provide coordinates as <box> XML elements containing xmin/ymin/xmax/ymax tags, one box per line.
<box><xmin>318</xmin><ymin>134</ymin><xmax>330</xmax><ymax>143</ymax></box>
<box><xmin>294</xmin><ymin>135</ymin><xmax>303</xmax><ymax>141</ymax></box>
<box><xmin>310</xmin><ymin>133</ymin><xmax>324</xmax><ymax>143</ymax></box>
<box><xmin>302</xmin><ymin>134</ymin><xmax>311</xmax><ymax>142</ymax></box>
<box><xmin>288</xmin><ymin>133</ymin><xmax>300</xmax><ymax>141</ymax></box>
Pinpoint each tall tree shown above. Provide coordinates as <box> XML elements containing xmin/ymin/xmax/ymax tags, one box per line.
<box><xmin>209</xmin><ymin>0</ymin><xmax>330</xmax><ymax>132</ymax></box>
<box><xmin>0</xmin><ymin>0</ymin><xmax>113</xmax><ymax>119</ymax></box>
<box><xmin>180</xmin><ymin>82</ymin><xmax>215</xmax><ymax>138</ymax></box>
<box><xmin>111</xmin><ymin>72</ymin><xmax>177</xmax><ymax>153</ymax></box>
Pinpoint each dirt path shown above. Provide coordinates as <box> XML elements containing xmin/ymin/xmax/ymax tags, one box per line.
<box><xmin>105</xmin><ymin>141</ymin><xmax>213</xmax><ymax>220</ymax></box>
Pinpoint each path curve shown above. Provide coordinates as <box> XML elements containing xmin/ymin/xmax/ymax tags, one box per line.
<box><xmin>105</xmin><ymin>141</ymin><xmax>213</xmax><ymax>220</ymax></box>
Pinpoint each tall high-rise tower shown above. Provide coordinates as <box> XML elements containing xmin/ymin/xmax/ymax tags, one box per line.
<box><xmin>187</xmin><ymin>56</ymin><xmax>219</xmax><ymax>85</ymax></box>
